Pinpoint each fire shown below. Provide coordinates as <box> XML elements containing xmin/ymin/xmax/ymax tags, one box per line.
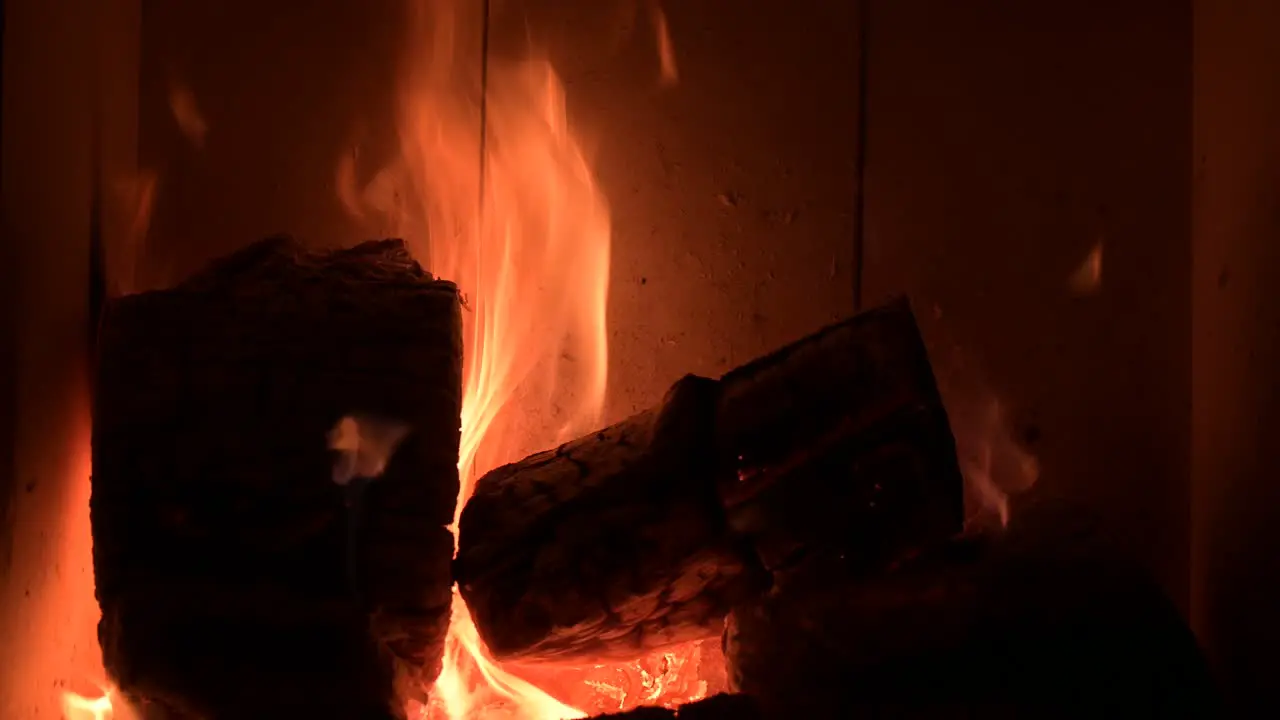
<box><xmin>432</xmin><ymin>595</ymin><xmax>586</xmax><ymax>720</ymax></box>
<box><xmin>1069</xmin><ymin>240</ymin><xmax>1104</xmax><ymax>296</ymax></box>
<box><xmin>955</xmin><ymin>396</ymin><xmax>1040</xmax><ymax>529</ymax></box>
<box><xmin>61</xmin><ymin>693</ymin><xmax>114</xmax><ymax>720</ymax></box>
<box><xmin>346</xmin><ymin>0</ymin><xmax>612</xmax><ymax>716</ymax></box>
<box><xmin>341</xmin><ymin>1</ymin><xmax>716</xmax><ymax>717</ymax></box>
<box><xmin>61</xmin><ymin>685</ymin><xmax>136</xmax><ymax>720</ymax></box>
<box><xmin>648</xmin><ymin>0</ymin><xmax>680</xmax><ymax>86</ymax></box>
<box><xmin>168</xmin><ymin>79</ymin><xmax>209</xmax><ymax>149</ymax></box>
<box><xmin>60</xmin><ymin>0</ymin><xmax>688</xmax><ymax>715</ymax></box>
<box><xmin>104</xmin><ymin>169</ymin><xmax>156</xmax><ymax>296</ymax></box>
<box><xmin>394</xmin><ymin>0</ymin><xmax>606</xmax><ymax>712</ymax></box>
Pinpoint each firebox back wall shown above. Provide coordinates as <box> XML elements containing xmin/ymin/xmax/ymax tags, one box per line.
<box><xmin>136</xmin><ymin>0</ymin><xmax>861</xmax><ymax>452</ymax></box>
<box><xmin>862</xmin><ymin>0</ymin><xmax>1192</xmax><ymax>610</ymax></box>
<box><xmin>135</xmin><ymin>0</ymin><xmax>1189</xmax><ymax>603</ymax></box>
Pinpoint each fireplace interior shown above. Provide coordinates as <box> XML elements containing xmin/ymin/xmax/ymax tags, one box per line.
<box><xmin>3</xmin><ymin>0</ymin><xmax>1279</xmax><ymax>718</ymax></box>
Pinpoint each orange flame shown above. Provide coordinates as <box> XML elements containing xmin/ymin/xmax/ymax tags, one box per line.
<box><xmin>1069</xmin><ymin>240</ymin><xmax>1104</xmax><ymax>296</ymax></box>
<box><xmin>355</xmin><ymin>0</ymin><xmax>611</xmax><ymax>481</ymax></box>
<box><xmin>62</xmin><ymin>692</ymin><xmax>114</xmax><ymax>720</ymax></box>
<box><xmin>62</xmin><ymin>684</ymin><xmax>137</xmax><ymax>720</ymax></box>
<box><xmin>341</xmin><ymin>1</ymin><xmax>722</xmax><ymax>716</ymax></box>
<box><xmin>401</xmin><ymin>2</ymin><xmax>607</xmax><ymax>715</ymax></box>
<box><xmin>956</xmin><ymin>397</ymin><xmax>1040</xmax><ymax>529</ymax></box>
<box><xmin>649</xmin><ymin>1</ymin><xmax>679</xmax><ymax>86</ymax></box>
<box><xmin>168</xmin><ymin>80</ymin><xmax>208</xmax><ymax>148</ymax></box>
<box><xmin>55</xmin><ymin>0</ymin><xmax>693</xmax><ymax>716</ymax></box>
<box><xmin>105</xmin><ymin>168</ymin><xmax>157</xmax><ymax>296</ymax></box>
<box><xmin>344</xmin><ymin>0</ymin><xmax>611</xmax><ymax>717</ymax></box>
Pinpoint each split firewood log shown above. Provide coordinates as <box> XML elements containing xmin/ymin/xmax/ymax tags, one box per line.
<box><xmin>714</xmin><ymin>298</ymin><xmax>965</xmax><ymax>580</ymax></box>
<box><xmin>92</xmin><ymin>237</ymin><xmax>461</xmax><ymax>719</ymax></box>
<box><xmin>456</xmin><ymin>299</ymin><xmax>966</xmax><ymax>663</ymax></box>
<box><xmin>455</xmin><ymin>374</ymin><xmax>756</xmax><ymax>662</ymax></box>
<box><xmin>724</xmin><ymin>496</ymin><xmax>1220</xmax><ymax>719</ymax></box>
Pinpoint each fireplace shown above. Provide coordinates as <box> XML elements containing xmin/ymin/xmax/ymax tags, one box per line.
<box><xmin>2</xmin><ymin>0</ymin><xmax>1278</xmax><ymax>718</ymax></box>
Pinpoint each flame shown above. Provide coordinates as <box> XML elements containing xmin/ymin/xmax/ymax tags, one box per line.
<box><xmin>360</xmin><ymin>0</ymin><xmax>612</xmax><ymax>485</ymax></box>
<box><xmin>404</xmin><ymin>4</ymin><xmax>605</xmax><ymax>714</ymax></box>
<box><xmin>956</xmin><ymin>397</ymin><xmax>1040</xmax><ymax>529</ymax></box>
<box><xmin>62</xmin><ymin>692</ymin><xmax>114</xmax><ymax>720</ymax></box>
<box><xmin>104</xmin><ymin>168</ymin><xmax>157</xmax><ymax>296</ymax></box>
<box><xmin>168</xmin><ymin>80</ymin><xmax>208</xmax><ymax>148</ymax></box>
<box><xmin>925</xmin><ymin>317</ymin><xmax>1041</xmax><ymax>530</ymax></box>
<box><xmin>649</xmin><ymin>1</ymin><xmax>679</xmax><ymax>86</ymax></box>
<box><xmin>327</xmin><ymin>414</ymin><xmax>412</xmax><ymax>486</ymax></box>
<box><xmin>62</xmin><ymin>685</ymin><xmax>137</xmax><ymax>720</ymax></box>
<box><xmin>342</xmin><ymin>0</ymin><xmax>612</xmax><ymax>716</ymax></box>
<box><xmin>430</xmin><ymin>595</ymin><xmax>587</xmax><ymax>720</ymax></box>
<box><xmin>54</xmin><ymin>0</ymin><xmax>695</xmax><ymax>716</ymax></box>
<box><xmin>339</xmin><ymin>1</ymin><xmax>718</xmax><ymax>716</ymax></box>
<box><xmin>1068</xmin><ymin>240</ymin><xmax>1104</xmax><ymax>295</ymax></box>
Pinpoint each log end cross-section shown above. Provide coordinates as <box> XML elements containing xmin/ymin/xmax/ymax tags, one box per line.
<box><xmin>92</xmin><ymin>237</ymin><xmax>462</xmax><ymax>719</ymax></box>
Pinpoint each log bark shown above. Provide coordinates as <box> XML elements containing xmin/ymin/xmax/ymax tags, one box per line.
<box><xmin>715</xmin><ymin>297</ymin><xmax>964</xmax><ymax>580</ymax></box>
<box><xmin>456</xmin><ymin>298</ymin><xmax>964</xmax><ymax>663</ymax></box>
<box><xmin>91</xmin><ymin>237</ymin><xmax>461</xmax><ymax>719</ymax></box>
<box><xmin>456</xmin><ymin>375</ymin><xmax>755</xmax><ymax>662</ymax></box>
<box><xmin>724</xmin><ymin>497</ymin><xmax>1220</xmax><ymax>719</ymax></box>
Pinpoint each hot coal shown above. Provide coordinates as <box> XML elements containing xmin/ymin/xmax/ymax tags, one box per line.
<box><xmin>585</xmin><ymin>693</ymin><xmax>761</xmax><ymax>720</ymax></box>
<box><xmin>91</xmin><ymin>237</ymin><xmax>461</xmax><ymax>719</ymax></box>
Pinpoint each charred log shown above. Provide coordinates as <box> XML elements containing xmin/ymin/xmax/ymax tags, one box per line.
<box><xmin>715</xmin><ymin>298</ymin><xmax>964</xmax><ymax>581</ymax></box>
<box><xmin>725</xmin><ymin>497</ymin><xmax>1219</xmax><ymax>718</ymax></box>
<box><xmin>456</xmin><ymin>299</ymin><xmax>965</xmax><ymax>663</ymax></box>
<box><xmin>455</xmin><ymin>375</ymin><xmax>755</xmax><ymax>662</ymax></box>
<box><xmin>91</xmin><ymin>237</ymin><xmax>462</xmax><ymax>719</ymax></box>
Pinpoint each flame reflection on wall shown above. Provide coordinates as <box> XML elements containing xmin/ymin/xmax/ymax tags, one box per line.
<box><xmin>1</xmin><ymin>381</ymin><xmax>119</xmax><ymax>719</ymax></box>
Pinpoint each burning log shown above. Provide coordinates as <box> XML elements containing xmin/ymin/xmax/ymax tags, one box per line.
<box><xmin>724</xmin><ymin>498</ymin><xmax>1220</xmax><ymax>718</ymax></box>
<box><xmin>91</xmin><ymin>238</ymin><xmax>461</xmax><ymax>719</ymax></box>
<box><xmin>455</xmin><ymin>374</ymin><xmax>755</xmax><ymax>662</ymax></box>
<box><xmin>456</xmin><ymin>299</ymin><xmax>966</xmax><ymax>662</ymax></box>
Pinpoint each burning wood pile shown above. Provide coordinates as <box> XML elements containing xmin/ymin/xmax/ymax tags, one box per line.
<box><xmin>90</xmin><ymin>239</ymin><xmax>1216</xmax><ymax>719</ymax></box>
